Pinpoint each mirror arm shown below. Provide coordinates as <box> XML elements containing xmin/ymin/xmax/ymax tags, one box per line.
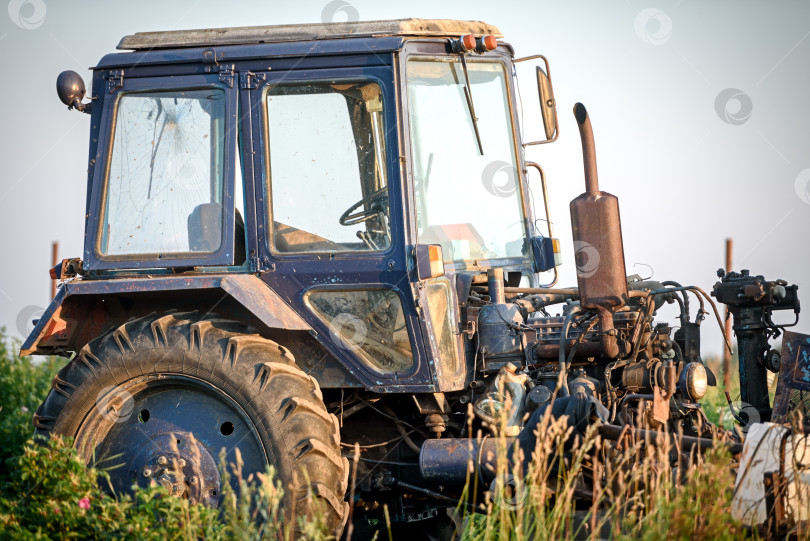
<box><xmin>513</xmin><ymin>54</ymin><xmax>550</xmax><ymax>63</ymax></box>
<box><xmin>69</xmin><ymin>99</ymin><xmax>93</xmax><ymax>115</ymax></box>
<box><xmin>524</xmin><ymin>134</ymin><xmax>558</xmax><ymax>147</ymax></box>
<box><xmin>525</xmin><ymin>162</ymin><xmax>553</xmax><ymax>239</ymax></box>
<box><xmin>526</xmin><ymin>161</ymin><xmax>558</xmax><ymax>287</ymax></box>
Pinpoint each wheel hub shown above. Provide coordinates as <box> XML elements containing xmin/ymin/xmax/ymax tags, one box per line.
<box><xmin>131</xmin><ymin>432</ymin><xmax>220</xmax><ymax>506</ymax></box>
<box><xmin>77</xmin><ymin>376</ymin><xmax>267</xmax><ymax>509</ymax></box>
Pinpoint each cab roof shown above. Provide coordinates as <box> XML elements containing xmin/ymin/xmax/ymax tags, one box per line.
<box><xmin>117</xmin><ymin>18</ymin><xmax>502</xmax><ymax>51</ymax></box>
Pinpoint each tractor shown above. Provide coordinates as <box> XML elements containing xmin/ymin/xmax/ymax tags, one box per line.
<box><xmin>23</xmin><ymin>18</ymin><xmax>806</xmax><ymax>537</ymax></box>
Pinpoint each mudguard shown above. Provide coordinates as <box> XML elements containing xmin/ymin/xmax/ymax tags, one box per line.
<box><xmin>20</xmin><ymin>274</ymin><xmax>310</xmax><ymax>357</ymax></box>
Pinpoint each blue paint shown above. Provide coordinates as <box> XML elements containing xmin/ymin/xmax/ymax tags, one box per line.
<box><xmin>50</xmin><ymin>37</ymin><xmax>535</xmax><ymax>394</ymax></box>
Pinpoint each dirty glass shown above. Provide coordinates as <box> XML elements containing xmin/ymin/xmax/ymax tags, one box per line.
<box><xmin>406</xmin><ymin>59</ymin><xmax>527</xmax><ymax>264</ymax></box>
<box><xmin>265</xmin><ymin>82</ymin><xmax>390</xmax><ymax>253</ymax></box>
<box><xmin>100</xmin><ymin>89</ymin><xmax>225</xmax><ymax>256</ymax></box>
<box><xmin>424</xmin><ymin>279</ymin><xmax>459</xmax><ymax>375</ymax></box>
<box><xmin>306</xmin><ymin>289</ymin><xmax>414</xmax><ymax>374</ymax></box>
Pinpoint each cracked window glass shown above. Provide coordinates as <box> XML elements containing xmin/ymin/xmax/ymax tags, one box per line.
<box><xmin>100</xmin><ymin>89</ymin><xmax>226</xmax><ymax>256</ymax></box>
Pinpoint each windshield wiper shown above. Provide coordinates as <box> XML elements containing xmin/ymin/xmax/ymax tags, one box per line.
<box><xmin>458</xmin><ymin>53</ymin><xmax>484</xmax><ymax>155</ymax></box>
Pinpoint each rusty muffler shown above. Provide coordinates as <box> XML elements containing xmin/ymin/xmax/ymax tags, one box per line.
<box><xmin>570</xmin><ymin>103</ymin><xmax>628</xmax><ymax>358</ymax></box>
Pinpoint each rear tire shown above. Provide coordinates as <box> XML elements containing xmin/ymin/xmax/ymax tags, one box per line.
<box><xmin>33</xmin><ymin>311</ymin><xmax>349</xmax><ymax>535</ymax></box>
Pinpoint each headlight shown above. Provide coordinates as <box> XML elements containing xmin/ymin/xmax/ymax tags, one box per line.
<box><xmin>679</xmin><ymin>362</ymin><xmax>708</xmax><ymax>400</ymax></box>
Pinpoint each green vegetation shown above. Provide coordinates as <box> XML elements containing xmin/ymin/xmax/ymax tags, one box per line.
<box><xmin>0</xmin><ymin>331</ymin><xmax>756</xmax><ymax>539</ymax></box>
<box><xmin>0</xmin><ymin>333</ymin><xmax>63</xmax><ymax>481</ymax></box>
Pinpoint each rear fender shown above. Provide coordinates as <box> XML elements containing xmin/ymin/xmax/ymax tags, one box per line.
<box><xmin>20</xmin><ymin>274</ymin><xmax>310</xmax><ymax>357</ymax></box>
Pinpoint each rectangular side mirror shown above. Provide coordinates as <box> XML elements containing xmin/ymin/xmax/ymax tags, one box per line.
<box><xmin>536</xmin><ymin>65</ymin><xmax>558</xmax><ymax>141</ymax></box>
<box><xmin>514</xmin><ymin>55</ymin><xmax>558</xmax><ymax>146</ymax></box>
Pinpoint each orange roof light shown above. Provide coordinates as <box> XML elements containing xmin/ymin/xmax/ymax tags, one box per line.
<box><xmin>452</xmin><ymin>34</ymin><xmax>497</xmax><ymax>55</ymax></box>
<box><xmin>459</xmin><ymin>34</ymin><xmax>476</xmax><ymax>52</ymax></box>
<box><xmin>477</xmin><ymin>35</ymin><xmax>498</xmax><ymax>52</ymax></box>
<box><xmin>452</xmin><ymin>34</ymin><xmax>496</xmax><ymax>55</ymax></box>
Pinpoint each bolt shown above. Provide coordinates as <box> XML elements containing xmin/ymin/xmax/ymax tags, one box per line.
<box><xmin>157</xmin><ymin>455</ymin><xmax>168</xmax><ymax>466</ymax></box>
<box><xmin>142</xmin><ymin>467</ymin><xmax>152</xmax><ymax>477</ymax></box>
<box><xmin>177</xmin><ymin>458</ymin><xmax>186</xmax><ymax>468</ymax></box>
<box><xmin>188</xmin><ymin>476</ymin><xmax>198</xmax><ymax>485</ymax></box>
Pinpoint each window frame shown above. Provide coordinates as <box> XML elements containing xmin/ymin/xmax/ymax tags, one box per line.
<box><xmin>84</xmin><ymin>74</ymin><xmax>239</xmax><ymax>271</ymax></box>
<box><xmin>261</xmin><ymin>75</ymin><xmax>396</xmax><ymax>259</ymax></box>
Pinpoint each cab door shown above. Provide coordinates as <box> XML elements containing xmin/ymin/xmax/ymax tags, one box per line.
<box><xmin>85</xmin><ymin>74</ymin><xmax>240</xmax><ymax>271</ymax></box>
<box><xmin>243</xmin><ymin>65</ymin><xmax>433</xmax><ymax>392</ymax></box>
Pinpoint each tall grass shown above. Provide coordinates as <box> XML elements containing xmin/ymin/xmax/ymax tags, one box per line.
<box><xmin>454</xmin><ymin>402</ymin><xmax>746</xmax><ymax>541</ymax></box>
<box><xmin>0</xmin><ymin>331</ymin><xmax>771</xmax><ymax>539</ymax></box>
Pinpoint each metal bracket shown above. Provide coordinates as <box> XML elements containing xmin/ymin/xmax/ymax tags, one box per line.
<box><xmin>412</xmin><ymin>393</ymin><xmax>450</xmax><ymax>415</ymax></box>
<box><xmin>218</xmin><ymin>64</ymin><xmax>235</xmax><ymax>88</ymax></box>
<box><xmin>239</xmin><ymin>71</ymin><xmax>266</xmax><ymax>90</ymax></box>
<box><xmin>107</xmin><ymin>70</ymin><xmax>124</xmax><ymax>94</ymax></box>
<box><xmin>462</xmin><ymin>319</ymin><xmax>477</xmax><ymax>338</ymax></box>
<box><xmin>248</xmin><ymin>255</ymin><xmax>275</xmax><ymax>274</ymax></box>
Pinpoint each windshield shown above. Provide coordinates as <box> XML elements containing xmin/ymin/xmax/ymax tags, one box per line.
<box><xmin>406</xmin><ymin>58</ymin><xmax>526</xmax><ymax>264</ymax></box>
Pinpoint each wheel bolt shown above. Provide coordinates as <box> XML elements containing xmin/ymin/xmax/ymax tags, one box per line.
<box><xmin>142</xmin><ymin>467</ymin><xmax>152</xmax><ymax>477</ymax></box>
<box><xmin>177</xmin><ymin>458</ymin><xmax>186</xmax><ymax>468</ymax></box>
<box><xmin>188</xmin><ymin>476</ymin><xmax>197</xmax><ymax>485</ymax></box>
<box><xmin>157</xmin><ymin>456</ymin><xmax>168</xmax><ymax>466</ymax></box>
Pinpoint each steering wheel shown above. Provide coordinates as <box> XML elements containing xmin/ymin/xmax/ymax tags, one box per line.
<box><xmin>339</xmin><ymin>186</ymin><xmax>389</xmax><ymax>226</ymax></box>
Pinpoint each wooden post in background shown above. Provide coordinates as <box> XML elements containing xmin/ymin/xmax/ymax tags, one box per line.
<box><xmin>723</xmin><ymin>238</ymin><xmax>733</xmax><ymax>390</ymax></box>
<box><xmin>50</xmin><ymin>241</ymin><xmax>59</xmax><ymax>299</ymax></box>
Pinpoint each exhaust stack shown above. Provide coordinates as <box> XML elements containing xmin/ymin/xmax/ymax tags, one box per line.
<box><xmin>569</xmin><ymin>103</ymin><xmax>628</xmax><ymax>358</ymax></box>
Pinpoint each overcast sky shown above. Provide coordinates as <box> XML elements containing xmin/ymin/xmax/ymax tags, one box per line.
<box><xmin>0</xmin><ymin>0</ymin><xmax>808</xmax><ymax>359</ymax></box>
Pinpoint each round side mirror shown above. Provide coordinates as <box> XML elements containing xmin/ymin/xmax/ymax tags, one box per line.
<box><xmin>56</xmin><ymin>70</ymin><xmax>89</xmax><ymax>112</ymax></box>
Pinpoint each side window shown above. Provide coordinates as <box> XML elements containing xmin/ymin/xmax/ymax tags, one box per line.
<box><xmin>99</xmin><ymin>89</ymin><xmax>226</xmax><ymax>257</ymax></box>
<box><xmin>305</xmin><ymin>289</ymin><xmax>414</xmax><ymax>374</ymax></box>
<box><xmin>265</xmin><ymin>82</ymin><xmax>390</xmax><ymax>253</ymax></box>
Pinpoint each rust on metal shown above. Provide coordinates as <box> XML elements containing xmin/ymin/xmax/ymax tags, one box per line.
<box><xmin>21</xmin><ymin>274</ymin><xmax>311</xmax><ymax>357</ymax></box>
<box><xmin>118</xmin><ymin>19</ymin><xmax>503</xmax><ymax>50</ymax></box>
<box><xmin>772</xmin><ymin>330</ymin><xmax>810</xmax><ymax>424</ymax></box>
<box><xmin>220</xmin><ymin>275</ymin><xmax>310</xmax><ymax>331</ymax></box>
<box><xmin>569</xmin><ymin>103</ymin><xmax>628</xmax><ymax>359</ymax></box>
